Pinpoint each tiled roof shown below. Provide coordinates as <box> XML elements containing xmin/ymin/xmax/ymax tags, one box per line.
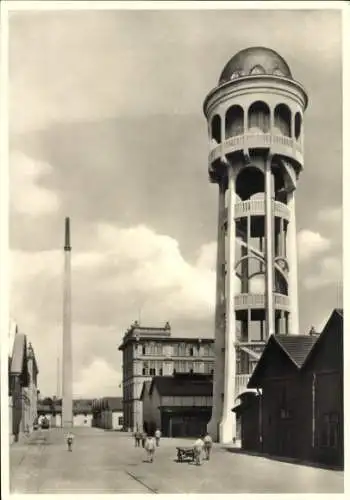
<box><xmin>274</xmin><ymin>335</ymin><xmax>319</xmax><ymax>368</ymax></box>
<box><xmin>150</xmin><ymin>374</ymin><xmax>212</xmax><ymax>398</ymax></box>
<box><xmin>101</xmin><ymin>397</ymin><xmax>123</xmax><ymax>411</ymax></box>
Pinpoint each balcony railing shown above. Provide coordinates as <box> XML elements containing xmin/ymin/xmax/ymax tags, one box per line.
<box><xmin>221</xmin><ymin>200</ymin><xmax>290</xmax><ymax>224</ymax></box>
<box><xmin>234</xmin><ymin>293</ymin><xmax>290</xmax><ymax>311</ymax></box>
<box><xmin>234</xmin><ymin>199</ymin><xmax>290</xmax><ymax>221</ymax></box>
<box><xmin>209</xmin><ymin>133</ymin><xmax>303</xmax><ymax>163</ymax></box>
<box><xmin>235</xmin><ymin>374</ymin><xmax>251</xmax><ymax>398</ymax></box>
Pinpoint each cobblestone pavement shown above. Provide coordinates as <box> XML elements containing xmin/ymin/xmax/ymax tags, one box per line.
<box><xmin>9</xmin><ymin>427</ymin><xmax>344</xmax><ymax>494</ymax></box>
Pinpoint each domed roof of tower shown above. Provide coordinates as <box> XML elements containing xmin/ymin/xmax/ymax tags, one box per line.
<box><xmin>219</xmin><ymin>46</ymin><xmax>293</xmax><ymax>85</ymax></box>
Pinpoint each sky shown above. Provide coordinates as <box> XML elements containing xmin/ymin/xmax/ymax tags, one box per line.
<box><xmin>7</xmin><ymin>7</ymin><xmax>342</xmax><ymax>399</ymax></box>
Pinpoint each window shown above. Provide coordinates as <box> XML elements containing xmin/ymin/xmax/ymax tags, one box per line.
<box><xmin>142</xmin><ymin>346</ymin><xmax>146</xmax><ymax>355</ymax></box>
<box><xmin>189</xmin><ymin>347</ymin><xmax>194</xmax><ymax>356</ymax></box>
<box><xmin>159</xmin><ymin>368</ymin><xmax>163</xmax><ymax>376</ymax></box>
<box><xmin>142</xmin><ymin>362</ymin><xmax>148</xmax><ymax>376</ymax></box>
<box><xmin>250</xmin><ymin>64</ymin><xmax>265</xmax><ymax>75</ymax></box>
<box><xmin>319</xmin><ymin>413</ymin><xmax>339</xmax><ymax>448</ymax></box>
<box><xmin>118</xmin><ymin>416</ymin><xmax>124</xmax><ymax>426</ymax></box>
<box><xmin>203</xmin><ymin>345</ymin><xmax>210</xmax><ymax>357</ymax></box>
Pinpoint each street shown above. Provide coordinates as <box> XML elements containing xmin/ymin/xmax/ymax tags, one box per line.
<box><xmin>10</xmin><ymin>427</ymin><xmax>343</xmax><ymax>494</ymax></box>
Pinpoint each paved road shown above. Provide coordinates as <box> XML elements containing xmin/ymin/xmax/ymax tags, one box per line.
<box><xmin>10</xmin><ymin>427</ymin><xmax>344</xmax><ymax>494</ymax></box>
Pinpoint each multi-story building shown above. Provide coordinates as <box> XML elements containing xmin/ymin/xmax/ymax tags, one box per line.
<box><xmin>118</xmin><ymin>321</ymin><xmax>215</xmax><ymax>431</ymax></box>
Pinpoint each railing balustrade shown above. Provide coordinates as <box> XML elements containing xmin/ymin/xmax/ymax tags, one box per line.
<box><xmin>208</xmin><ymin>133</ymin><xmax>302</xmax><ymax>163</ymax></box>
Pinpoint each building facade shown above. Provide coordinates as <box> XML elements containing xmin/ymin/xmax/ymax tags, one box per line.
<box><xmin>203</xmin><ymin>47</ymin><xmax>308</xmax><ymax>442</ymax></box>
<box><xmin>37</xmin><ymin>398</ymin><xmax>93</xmax><ymax>427</ymax></box>
<box><xmin>140</xmin><ymin>373</ymin><xmax>212</xmax><ymax>437</ymax></box>
<box><xmin>9</xmin><ymin>327</ymin><xmax>39</xmax><ymax>443</ymax></box>
<box><xmin>92</xmin><ymin>397</ymin><xmax>123</xmax><ymax>430</ymax></box>
<box><xmin>118</xmin><ymin>321</ymin><xmax>214</xmax><ymax>431</ymax></box>
<box><xmin>241</xmin><ymin>309</ymin><xmax>343</xmax><ymax>468</ymax></box>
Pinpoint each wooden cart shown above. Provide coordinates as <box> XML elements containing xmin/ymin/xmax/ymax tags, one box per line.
<box><xmin>176</xmin><ymin>446</ymin><xmax>195</xmax><ymax>462</ymax></box>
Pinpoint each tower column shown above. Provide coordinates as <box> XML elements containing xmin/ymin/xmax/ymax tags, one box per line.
<box><xmin>208</xmin><ymin>179</ymin><xmax>226</xmax><ymax>441</ymax></box>
<box><xmin>265</xmin><ymin>159</ymin><xmax>275</xmax><ymax>336</ymax></box>
<box><xmin>62</xmin><ymin>217</ymin><xmax>73</xmax><ymax>428</ymax></box>
<box><xmin>219</xmin><ymin>164</ymin><xmax>236</xmax><ymax>443</ymax></box>
<box><xmin>287</xmin><ymin>191</ymin><xmax>299</xmax><ymax>334</ymax></box>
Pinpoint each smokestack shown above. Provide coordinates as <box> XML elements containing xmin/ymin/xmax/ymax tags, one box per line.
<box><xmin>64</xmin><ymin>217</ymin><xmax>71</xmax><ymax>251</ymax></box>
<box><xmin>62</xmin><ymin>217</ymin><xmax>73</xmax><ymax>428</ymax></box>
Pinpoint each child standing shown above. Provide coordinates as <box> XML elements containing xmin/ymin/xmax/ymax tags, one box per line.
<box><xmin>66</xmin><ymin>432</ymin><xmax>74</xmax><ymax>452</ymax></box>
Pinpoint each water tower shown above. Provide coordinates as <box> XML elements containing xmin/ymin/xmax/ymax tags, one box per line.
<box><xmin>203</xmin><ymin>47</ymin><xmax>308</xmax><ymax>443</ymax></box>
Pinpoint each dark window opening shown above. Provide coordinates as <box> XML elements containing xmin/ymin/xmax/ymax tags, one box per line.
<box><xmin>211</xmin><ymin>114</ymin><xmax>221</xmax><ymax>144</ymax></box>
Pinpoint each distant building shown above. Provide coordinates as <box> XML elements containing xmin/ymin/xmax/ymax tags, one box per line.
<box><xmin>234</xmin><ymin>309</ymin><xmax>343</xmax><ymax>468</ymax></box>
<box><xmin>9</xmin><ymin>327</ymin><xmax>39</xmax><ymax>443</ymax></box>
<box><xmin>37</xmin><ymin>398</ymin><xmax>93</xmax><ymax>427</ymax></box>
<box><xmin>118</xmin><ymin>321</ymin><xmax>215</xmax><ymax>431</ymax></box>
<box><xmin>140</xmin><ymin>373</ymin><xmax>212</xmax><ymax>437</ymax></box>
<box><xmin>92</xmin><ymin>397</ymin><xmax>123</xmax><ymax>430</ymax></box>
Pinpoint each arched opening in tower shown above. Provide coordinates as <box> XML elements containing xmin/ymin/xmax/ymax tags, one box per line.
<box><xmin>248</xmin><ymin>101</ymin><xmax>270</xmax><ymax>134</ymax></box>
<box><xmin>225</xmin><ymin>105</ymin><xmax>244</xmax><ymax>138</ymax></box>
<box><xmin>294</xmin><ymin>111</ymin><xmax>302</xmax><ymax>140</ymax></box>
<box><xmin>211</xmin><ymin>114</ymin><xmax>221</xmax><ymax>145</ymax></box>
<box><xmin>275</xmin><ymin>269</ymin><xmax>288</xmax><ymax>295</ymax></box>
<box><xmin>236</xmin><ymin>166</ymin><xmax>265</xmax><ymax>201</ymax></box>
<box><xmin>274</xmin><ymin>103</ymin><xmax>292</xmax><ymax>137</ymax></box>
<box><xmin>272</xmin><ymin>164</ymin><xmax>287</xmax><ymax>204</ymax></box>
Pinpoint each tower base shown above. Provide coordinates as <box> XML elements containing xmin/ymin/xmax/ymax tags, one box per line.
<box><xmin>207</xmin><ymin>414</ymin><xmax>236</xmax><ymax>444</ymax></box>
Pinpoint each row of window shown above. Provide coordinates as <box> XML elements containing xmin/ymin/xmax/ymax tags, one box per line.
<box><xmin>140</xmin><ymin>361</ymin><xmax>214</xmax><ymax>376</ymax></box>
<box><xmin>136</xmin><ymin>343</ymin><xmax>214</xmax><ymax>357</ymax></box>
<box><xmin>211</xmin><ymin>103</ymin><xmax>302</xmax><ymax>142</ymax></box>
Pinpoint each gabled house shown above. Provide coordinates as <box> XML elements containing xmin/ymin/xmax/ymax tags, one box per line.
<box><xmin>235</xmin><ymin>309</ymin><xmax>343</xmax><ymax>468</ymax></box>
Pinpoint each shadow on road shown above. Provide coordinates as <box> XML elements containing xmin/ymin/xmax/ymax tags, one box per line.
<box><xmin>223</xmin><ymin>447</ymin><xmax>343</xmax><ymax>472</ymax></box>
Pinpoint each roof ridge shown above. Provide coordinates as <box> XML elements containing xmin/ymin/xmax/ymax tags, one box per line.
<box><xmin>273</xmin><ymin>336</ymin><xmax>301</xmax><ymax>368</ymax></box>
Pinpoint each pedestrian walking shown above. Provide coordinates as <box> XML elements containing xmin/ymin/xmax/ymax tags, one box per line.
<box><xmin>193</xmin><ymin>437</ymin><xmax>204</xmax><ymax>466</ymax></box>
<box><xmin>145</xmin><ymin>435</ymin><xmax>156</xmax><ymax>463</ymax></box>
<box><xmin>203</xmin><ymin>433</ymin><xmax>213</xmax><ymax>460</ymax></box>
<box><xmin>66</xmin><ymin>432</ymin><xmax>74</xmax><ymax>452</ymax></box>
<box><xmin>141</xmin><ymin>431</ymin><xmax>147</xmax><ymax>448</ymax></box>
<box><xmin>134</xmin><ymin>430</ymin><xmax>141</xmax><ymax>447</ymax></box>
<box><xmin>154</xmin><ymin>429</ymin><xmax>161</xmax><ymax>447</ymax></box>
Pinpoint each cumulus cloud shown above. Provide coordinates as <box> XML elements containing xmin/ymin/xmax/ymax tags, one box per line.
<box><xmin>302</xmin><ymin>256</ymin><xmax>342</xmax><ymax>290</ymax></box>
<box><xmin>297</xmin><ymin>229</ymin><xmax>331</xmax><ymax>261</ymax></box>
<box><xmin>10</xmin><ymin>151</ymin><xmax>60</xmax><ymax>216</ymax></box>
<box><xmin>10</xmin><ymin>223</ymin><xmax>216</xmax><ymax>396</ymax></box>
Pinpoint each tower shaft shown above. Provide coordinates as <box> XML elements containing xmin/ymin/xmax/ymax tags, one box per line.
<box><xmin>62</xmin><ymin>217</ymin><xmax>73</xmax><ymax>428</ymax></box>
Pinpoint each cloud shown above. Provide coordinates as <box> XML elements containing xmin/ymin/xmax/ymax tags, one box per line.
<box><xmin>302</xmin><ymin>256</ymin><xmax>342</xmax><ymax>290</ymax></box>
<box><xmin>297</xmin><ymin>229</ymin><xmax>331</xmax><ymax>261</ymax></box>
<box><xmin>10</xmin><ymin>151</ymin><xmax>60</xmax><ymax>216</ymax></box>
<box><xmin>10</xmin><ymin>223</ymin><xmax>216</xmax><ymax>396</ymax></box>
<box><xmin>317</xmin><ymin>206</ymin><xmax>342</xmax><ymax>225</ymax></box>
<box><xmin>73</xmin><ymin>358</ymin><xmax>121</xmax><ymax>399</ymax></box>
<box><xmin>9</xmin><ymin>10</ymin><xmax>341</xmax><ymax>134</ymax></box>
